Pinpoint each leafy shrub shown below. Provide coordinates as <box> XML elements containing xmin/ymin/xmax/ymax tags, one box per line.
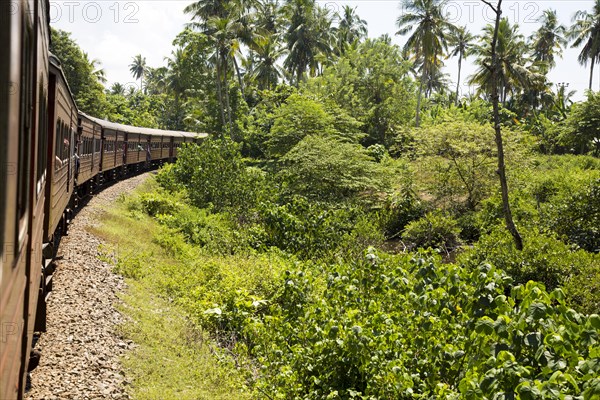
<box><xmin>254</xmin><ymin>196</ymin><xmax>377</xmax><ymax>260</ymax></box>
<box><xmin>544</xmin><ymin>177</ymin><xmax>600</xmax><ymax>252</ymax></box>
<box><xmin>169</xmin><ymin>140</ymin><xmax>272</xmax><ymax>215</ymax></box>
<box><xmin>266</xmin><ymin>94</ymin><xmax>361</xmax><ymax>158</ymax></box>
<box><xmin>138</xmin><ymin>192</ymin><xmax>180</xmax><ymax>217</ymax></box>
<box><xmin>403</xmin><ymin>211</ymin><xmax>462</xmax><ymax>251</ymax></box>
<box><xmin>377</xmin><ymin>189</ymin><xmax>425</xmax><ymax>238</ymax></box>
<box><xmin>155</xmin><ymin>163</ymin><xmax>181</xmax><ymax>193</ymax></box>
<box><xmin>366</xmin><ymin>143</ymin><xmax>387</xmax><ymax>162</ymax></box>
<box><xmin>460</xmin><ymin>227</ymin><xmax>600</xmax><ymax>313</ymax></box>
<box><xmin>249</xmin><ymin>251</ymin><xmax>600</xmax><ymax>398</ymax></box>
<box><xmin>156</xmin><ymin>208</ymin><xmax>248</xmax><ymax>256</ymax></box>
<box><xmin>279</xmin><ymin>135</ymin><xmax>388</xmax><ymax>202</ymax></box>
<box><xmin>411</xmin><ymin>120</ymin><xmax>530</xmax><ymax>211</ymax></box>
<box><xmin>552</xmin><ymin>91</ymin><xmax>600</xmax><ymax>155</ymax></box>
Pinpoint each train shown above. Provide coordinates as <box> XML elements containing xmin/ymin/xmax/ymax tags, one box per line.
<box><xmin>0</xmin><ymin>1</ymin><xmax>206</xmax><ymax>398</ymax></box>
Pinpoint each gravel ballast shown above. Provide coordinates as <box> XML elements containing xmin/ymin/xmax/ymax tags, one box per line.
<box><xmin>26</xmin><ymin>173</ymin><xmax>150</xmax><ymax>400</ymax></box>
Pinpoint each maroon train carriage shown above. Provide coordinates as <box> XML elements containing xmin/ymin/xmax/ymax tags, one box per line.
<box><xmin>1</xmin><ymin>0</ymin><xmax>51</xmax><ymax>398</ymax></box>
<box><xmin>44</xmin><ymin>55</ymin><xmax>78</xmax><ymax>245</ymax></box>
<box><xmin>76</xmin><ymin>113</ymin><xmax>102</xmax><ymax>190</ymax></box>
<box><xmin>80</xmin><ymin>115</ymin><xmax>207</xmax><ymax>170</ymax></box>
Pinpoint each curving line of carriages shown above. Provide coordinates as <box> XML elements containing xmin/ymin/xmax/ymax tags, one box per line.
<box><xmin>1</xmin><ymin>2</ymin><xmax>207</xmax><ymax>398</ymax></box>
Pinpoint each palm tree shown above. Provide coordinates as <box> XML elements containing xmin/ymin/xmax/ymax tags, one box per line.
<box><xmin>530</xmin><ymin>9</ymin><xmax>567</xmax><ymax>71</ymax></box>
<box><xmin>283</xmin><ymin>0</ymin><xmax>332</xmax><ymax>85</ymax></box>
<box><xmin>396</xmin><ymin>0</ymin><xmax>456</xmax><ymax>126</ymax></box>
<box><xmin>335</xmin><ymin>6</ymin><xmax>368</xmax><ymax>55</ymax></box>
<box><xmin>551</xmin><ymin>83</ymin><xmax>576</xmax><ymax>120</ymax></box>
<box><xmin>448</xmin><ymin>26</ymin><xmax>474</xmax><ymax>105</ymax></box>
<box><xmin>251</xmin><ymin>36</ymin><xmax>286</xmax><ymax>89</ymax></box>
<box><xmin>184</xmin><ymin>0</ymin><xmax>227</xmax><ymax>26</ymax></box>
<box><xmin>203</xmin><ymin>15</ymin><xmax>245</xmax><ymax>135</ymax></box>
<box><xmin>568</xmin><ymin>0</ymin><xmax>600</xmax><ymax>90</ymax></box>
<box><xmin>145</xmin><ymin>66</ymin><xmax>168</xmax><ymax>95</ymax></box>
<box><xmin>469</xmin><ymin>19</ymin><xmax>532</xmax><ymax>105</ymax></box>
<box><xmin>110</xmin><ymin>82</ymin><xmax>125</xmax><ymax>95</ymax></box>
<box><xmin>255</xmin><ymin>0</ymin><xmax>281</xmax><ymax>35</ymax></box>
<box><xmin>311</xmin><ymin>5</ymin><xmax>335</xmax><ymax>75</ymax></box>
<box><xmin>83</xmin><ymin>52</ymin><xmax>107</xmax><ymax>84</ymax></box>
<box><xmin>424</xmin><ymin>64</ymin><xmax>450</xmax><ymax>97</ymax></box>
<box><xmin>129</xmin><ymin>54</ymin><xmax>146</xmax><ymax>92</ymax></box>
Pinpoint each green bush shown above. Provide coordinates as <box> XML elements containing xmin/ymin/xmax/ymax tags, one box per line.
<box><xmin>155</xmin><ymin>163</ymin><xmax>182</xmax><ymax>193</ymax></box>
<box><xmin>138</xmin><ymin>191</ymin><xmax>180</xmax><ymax>217</ymax></box>
<box><xmin>168</xmin><ymin>140</ymin><xmax>273</xmax><ymax>215</ymax></box>
<box><xmin>460</xmin><ymin>227</ymin><xmax>600</xmax><ymax>313</ymax></box>
<box><xmin>156</xmin><ymin>208</ymin><xmax>248</xmax><ymax>256</ymax></box>
<box><xmin>377</xmin><ymin>190</ymin><xmax>425</xmax><ymax>238</ymax></box>
<box><xmin>254</xmin><ymin>196</ymin><xmax>378</xmax><ymax>260</ymax></box>
<box><xmin>403</xmin><ymin>211</ymin><xmax>462</xmax><ymax>251</ymax></box>
<box><xmin>279</xmin><ymin>135</ymin><xmax>388</xmax><ymax>203</ymax></box>
<box><xmin>544</xmin><ymin>178</ymin><xmax>600</xmax><ymax>252</ymax></box>
<box><xmin>249</xmin><ymin>250</ymin><xmax>600</xmax><ymax>398</ymax></box>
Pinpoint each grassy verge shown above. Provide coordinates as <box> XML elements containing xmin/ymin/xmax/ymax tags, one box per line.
<box><xmin>91</xmin><ymin>178</ymin><xmax>251</xmax><ymax>400</ymax></box>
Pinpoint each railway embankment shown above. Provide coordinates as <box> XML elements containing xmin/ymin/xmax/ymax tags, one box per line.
<box><xmin>26</xmin><ymin>173</ymin><xmax>151</xmax><ymax>399</ymax></box>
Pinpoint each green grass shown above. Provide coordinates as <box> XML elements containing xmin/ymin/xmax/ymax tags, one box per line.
<box><xmin>91</xmin><ymin>177</ymin><xmax>251</xmax><ymax>400</ymax></box>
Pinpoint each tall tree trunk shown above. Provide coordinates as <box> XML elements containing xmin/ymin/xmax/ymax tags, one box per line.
<box><xmin>215</xmin><ymin>61</ymin><xmax>227</xmax><ymax>136</ymax></box>
<box><xmin>416</xmin><ymin>71</ymin><xmax>426</xmax><ymax>127</ymax></box>
<box><xmin>589</xmin><ymin>57</ymin><xmax>595</xmax><ymax>90</ymax></box>
<box><xmin>485</xmin><ymin>0</ymin><xmax>523</xmax><ymax>250</ymax></box>
<box><xmin>222</xmin><ymin>55</ymin><xmax>234</xmax><ymax>140</ymax></box>
<box><xmin>455</xmin><ymin>53</ymin><xmax>462</xmax><ymax>106</ymax></box>
<box><xmin>233</xmin><ymin>57</ymin><xmax>245</xmax><ymax>95</ymax></box>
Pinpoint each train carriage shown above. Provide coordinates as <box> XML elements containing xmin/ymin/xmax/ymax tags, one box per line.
<box><xmin>172</xmin><ymin>134</ymin><xmax>185</xmax><ymax>160</ymax></box>
<box><xmin>77</xmin><ymin>113</ymin><xmax>101</xmax><ymax>186</ymax></box>
<box><xmin>100</xmin><ymin>126</ymin><xmax>117</xmax><ymax>173</ymax></box>
<box><xmin>44</xmin><ymin>55</ymin><xmax>77</xmax><ymax>244</ymax></box>
<box><xmin>125</xmin><ymin>132</ymin><xmax>142</xmax><ymax>167</ymax></box>
<box><xmin>1</xmin><ymin>0</ymin><xmax>51</xmax><ymax>398</ymax></box>
<box><xmin>150</xmin><ymin>134</ymin><xmax>163</xmax><ymax>165</ymax></box>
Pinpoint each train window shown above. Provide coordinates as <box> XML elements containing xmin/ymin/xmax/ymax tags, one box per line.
<box><xmin>16</xmin><ymin>21</ymin><xmax>34</xmax><ymax>246</ymax></box>
<box><xmin>36</xmin><ymin>85</ymin><xmax>48</xmax><ymax>194</ymax></box>
<box><xmin>55</xmin><ymin>120</ymin><xmax>61</xmax><ymax>170</ymax></box>
<box><xmin>61</xmin><ymin>124</ymin><xmax>69</xmax><ymax>163</ymax></box>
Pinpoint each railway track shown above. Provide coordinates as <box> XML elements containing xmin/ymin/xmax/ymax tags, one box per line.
<box><xmin>25</xmin><ymin>173</ymin><xmax>151</xmax><ymax>400</ymax></box>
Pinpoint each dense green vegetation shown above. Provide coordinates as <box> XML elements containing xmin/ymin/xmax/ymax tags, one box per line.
<box><xmin>59</xmin><ymin>0</ymin><xmax>600</xmax><ymax>397</ymax></box>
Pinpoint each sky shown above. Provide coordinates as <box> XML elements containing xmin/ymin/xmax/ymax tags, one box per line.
<box><xmin>50</xmin><ymin>0</ymin><xmax>597</xmax><ymax>100</ymax></box>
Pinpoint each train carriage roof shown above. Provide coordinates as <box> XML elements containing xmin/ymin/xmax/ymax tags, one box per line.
<box><xmin>80</xmin><ymin>112</ymin><xmax>208</xmax><ymax>139</ymax></box>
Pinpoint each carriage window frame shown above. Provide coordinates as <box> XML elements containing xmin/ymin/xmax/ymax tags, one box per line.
<box><xmin>36</xmin><ymin>84</ymin><xmax>48</xmax><ymax>196</ymax></box>
<box><xmin>17</xmin><ymin>17</ymin><xmax>34</xmax><ymax>249</ymax></box>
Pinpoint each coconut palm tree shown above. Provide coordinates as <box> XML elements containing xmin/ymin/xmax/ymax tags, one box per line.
<box><xmin>129</xmin><ymin>54</ymin><xmax>146</xmax><ymax>92</ymax></box>
<box><xmin>396</xmin><ymin>0</ymin><xmax>457</xmax><ymax>126</ymax></box>
<box><xmin>283</xmin><ymin>0</ymin><xmax>333</xmax><ymax>85</ymax></box>
<box><xmin>335</xmin><ymin>6</ymin><xmax>368</xmax><ymax>55</ymax></box>
<box><xmin>83</xmin><ymin>52</ymin><xmax>107</xmax><ymax>84</ymax></box>
<box><xmin>448</xmin><ymin>26</ymin><xmax>474</xmax><ymax>105</ymax></box>
<box><xmin>251</xmin><ymin>36</ymin><xmax>286</xmax><ymax>89</ymax></box>
<box><xmin>255</xmin><ymin>0</ymin><xmax>280</xmax><ymax>34</ymax></box>
<box><xmin>184</xmin><ymin>0</ymin><xmax>227</xmax><ymax>26</ymax></box>
<box><xmin>110</xmin><ymin>82</ymin><xmax>125</xmax><ymax>95</ymax></box>
<box><xmin>469</xmin><ymin>19</ymin><xmax>532</xmax><ymax>105</ymax></box>
<box><xmin>530</xmin><ymin>9</ymin><xmax>567</xmax><ymax>71</ymax></box>
<box><xmin>568</xmin><ymin>0</ymin><xmax>600</xmax><ymax>90</ymax></box>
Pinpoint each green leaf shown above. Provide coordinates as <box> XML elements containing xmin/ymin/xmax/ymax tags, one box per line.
<box><xmin>475</xmin><ymin>317</ymin><xmax>495</xmax><ymax>335</ymax></box>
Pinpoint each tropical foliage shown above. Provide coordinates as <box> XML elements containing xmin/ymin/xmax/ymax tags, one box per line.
<box><xmin>60</xmin><ymin>0</ymin><xmax>600</xmax><ymax>397</ymax></box>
